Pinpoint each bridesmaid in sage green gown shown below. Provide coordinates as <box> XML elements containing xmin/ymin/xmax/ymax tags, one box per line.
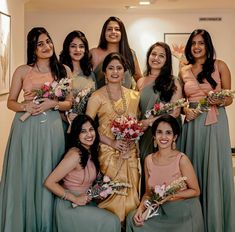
<box><xmin>0</xmin><ymin>27</ymin><xmax>72</xmax><ymax>232</ymax></box>
<box><xmin>126</xmin><ymin>115</ymin><xmax>204</xmax><ymax>232</ymax></box>
<box><xmin>44</xmin><ymin>115</ymin><xmax>121</xmax><ymax>232</ymax></box>
<box><xmin>137</xmin><ymin>42</ymin><xmax>182</xmax><ymax>163</ymax></box>
<box><xmin>59</xmin><ymin>30</ymin><xmax>96</xmax><ymax>129</ymax></box>
<box><xmin>90</xmin><ymin>16</ymin><xmax>142</xmax><ymax>89</ymax></box>
<box><xmin>178</xmin><ymin>29</ymin><xmax>235</xmax><ymax>232</ymax></box>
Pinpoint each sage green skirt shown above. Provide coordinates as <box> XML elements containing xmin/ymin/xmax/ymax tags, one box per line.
<box><xmin>0</xmin><ymin>111</ymin><xmax>65</xmax><ymax>232</ymax></box>
<box><xmin>126</xmin><ymin>198</ymin><xmax>204</xmax><ymax>232</ymax></box>
<box><xmin>54</xmin><ymin>198</ymin><xmax>121</xmax><ymax>232</ymax></box>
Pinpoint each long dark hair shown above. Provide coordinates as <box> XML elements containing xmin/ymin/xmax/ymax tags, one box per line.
<box><xmin>102</xmin><ymin>52</ymin><xmax>127</xmax><ymax>73</ymax></box>
<box><xmin>184</xmin><ymin>29</ymin><xmax>217</xmax><ymax>89</ymax></box>
<box><xmin>152</xmin><ymin>115</ymin><xmax>180</xmax><ymax>139</ymax></box>
<box><xmin>27</xmin><ymin>27</ymin><xmax>67</xmax><ymax>81</ymax></box>
<box><xmin>98</xmin><ymin>16</ymin><xmax>135</xmax><ymax>76</ymax></box>
<box><xmin>60</xmin><ymin>30</ymin><xmax>92</xmax><ymax>76</ymax></box>
<box><xmin>145</xmin><ymin>42</ymin><xmax>176</xmax><ymax>102</ymax></box>
<box><xmin>67</xmin><ymin>114</ymin><xmax>100</xmax><ymax>173</ymax></box>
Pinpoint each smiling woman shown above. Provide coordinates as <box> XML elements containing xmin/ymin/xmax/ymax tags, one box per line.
<box><xmin>90</xmin><ymin>16</ymin><xmax>142</xmax><ymax>89</ymax></box>
<box><xmin>0</xmin><ymin>27</ymin><xmax>72</xmax><ymax>232</ymax></box>
<box><xmin>86</xmin><ymin>52</ymin><xmax>141</xmax><ymax>223</ymax></box>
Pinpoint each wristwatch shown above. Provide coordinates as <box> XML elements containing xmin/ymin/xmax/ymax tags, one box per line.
<box><xmin>54</xmin><ymin>103</ymin><xmax>60</xmax><ymax>111</ymax></box>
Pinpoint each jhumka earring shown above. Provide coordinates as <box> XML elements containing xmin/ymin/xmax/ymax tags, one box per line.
<box><xmin>122</xmin><ymin>77</ymin><xmax>125</xmax><ymax>85</ymax></box>
<box><xmin>172</xmin><ymin>140</ymin><xmax>176</xmax><ymax>150</ymax></box>
<box><xmin>105</xmin><ymin>78</ymin><xmax>108</xmax><ymax>84</ymax></box>
<box><xmin>153</xmin><ymin>140</ymin><xmax>157</xmax><ymax>148</ymax></box>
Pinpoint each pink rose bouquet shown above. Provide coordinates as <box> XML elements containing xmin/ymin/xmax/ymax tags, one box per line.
<box><xmin>143</xmin><ymin>177</ymin><xmax>187</xmax><ymax>220</ymax></box>
<box><xmin>20</xmin><ymin>78</ymin><xmax>71</xmax><ymax>122</ymax></box>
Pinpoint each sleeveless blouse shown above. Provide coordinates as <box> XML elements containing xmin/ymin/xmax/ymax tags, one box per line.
<box><xmin>63</xmin><ymin>157</ymin><xmax>97</xmax><ymax>194</ymax></box>
<box><xmin>22</xmin><ymin>67</ymin><xmax>54</xmax><ymax>101</ymax></box>
<box><xmin>146</xmin><ymin>152</ymin><xmax>185</xmax><ymax>188</ymax></box>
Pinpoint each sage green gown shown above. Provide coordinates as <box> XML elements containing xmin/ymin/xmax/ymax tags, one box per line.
<box><xmin>126</xmin><ymin>153</ymin><xmax>204</xmax><ymax>232</ymax></box>
<box><xmin>0</xmin><ymin>68</ymin><xmax>65</xmax><ymax>232</ymax></box>
<box><xmin>139</xmin><ymin>80</ymin><xmax>182</xmax><ymax>162</ymax></box>
<box><xmin>53</xmin><ymin>156</ymin><xmax>121</xmax><ymax>232</ymax></box>
<box><xmin>178</xmin><ymin>62</ymin><xmax>235</xmax><ymax>232</ymax></box>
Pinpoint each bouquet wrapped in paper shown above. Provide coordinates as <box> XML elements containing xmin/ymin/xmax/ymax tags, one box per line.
<box><xmin>110</xmin><ymin>115</ymin><xmax>144</xmax><ymax>159</ymax></box>
<box><xmin>20</xmin><ymin>78</ymin><xmax>71</xmax><ymax>122</ymax></box>
<box><xmin>110</xmin><ymin>115</ymin><xmax>144</xmax><ymax>142</ymax></box>
<box><xmin>72</xmin><ymin>173</ymin><xmax>132</xmax><ymax>208</ymax></box>
<box><xmin>70</xmin><ymin>87</ymin><xmax>94</xmax><ymax>115</ymax></box>
<box><xmin>145</xmin><ymin>98</ymin><xmax>187</xmax><ymax>119</ymax></box>
<box><xmin>142</xmin><ymin>177</ymin><xmax>187</xmax><ymax>220</ymax></box>
<box><xmin>196</xmin><ymin>89</ymin><xmax>235</xmax><ymax>113</ymax></box>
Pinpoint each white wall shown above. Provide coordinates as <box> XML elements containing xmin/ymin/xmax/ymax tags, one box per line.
<box><xmin>25</xmin><ymin>9</ymin><xmax>235</xmax><ymax>147</ymax></box>
<box><xmin>0</xmin><ymin>0</ymin><xmax>25</xmax><ymax>176</ymax></box>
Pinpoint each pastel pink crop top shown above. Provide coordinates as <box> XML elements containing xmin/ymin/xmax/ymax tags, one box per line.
<box><xmin>63</xmin><ymin>157</ymin><xmax>97</xmax><ymax>194</ymax></box>
<box><xmin>22</xmin><ymin>67</ymin><xmax>54</xmax><ymax>101</ymax></box>
<box><xmin>146</xmin><ymin>152</ymin><xmax>185</xmax><ymax>188</ymax></box>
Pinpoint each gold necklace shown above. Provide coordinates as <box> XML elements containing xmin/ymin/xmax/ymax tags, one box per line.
<box><xmin>106</xmin><ymin>85</ymin><xmax>127</xmax><ymax>116</ymax></box>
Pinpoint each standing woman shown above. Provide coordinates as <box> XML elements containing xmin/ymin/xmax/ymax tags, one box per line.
<box><xmin>86</xmin><ymin>52</ymin><xmax>141</xmax><ymax>223</ymax></box>
<box><xmin>60</xmin><ymin>30</ymin><xmax>96</xmax><ymax>122</ymax></box>
<box><xmin>0</xmin><ymin>27</ymin><xmax>72</xmax><ymax>232</ymax></box>
<box><xmin>179</xmin><ymin>29</ymin><xmax>235</xmax><ymax>232</ymax></box>
<box><xmin>137</xmin><ymin>42</ymin><xmax>182</xmax><ymax>162</ymax></box>
<box><xmin>44</xmin><ymin>115</ymin><xmax>121</xmax><ymax>232</ymax></box>
<box><xmin>90</xmin><ymin>16</ymin><xmax>142</xmax><ymax>89</ymax></box>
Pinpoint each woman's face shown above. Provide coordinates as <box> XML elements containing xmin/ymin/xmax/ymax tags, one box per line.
<box><xmin>191</xmin><ymin>34</ymin><xmax>206</xmax><ymax>59</ymax></box>
<box><xmin>104</xmin><ymin>59</ymin><xmax>125</xmax><ymax>84</ymax></box>
<box><xmin>69</xmin><ymin>37</ymin><xmax>85</xmax><ymax>62</ymax></box>
<box><xmin>154</xmin><ymin>122</ymin><xmax>177</xmax><ymax>150</ymax></box>
<box><xmin>148</xmin><ymin>46</ymin><xmax>166</xmax><ymax>71</ymax></box>
<box><xmin>78</xmin><ymin>121</ymin><xmax>96</xmax><ymax>150</ymax></box>
<box><xmin>105</xmin><ymin>21</ymin><xmax>121</xmax><ymax>44</ymax></box>
<box><xmin>35</xmin><ymin>33</ymin><xmax>53</xmax><ymax>59</ymax></box>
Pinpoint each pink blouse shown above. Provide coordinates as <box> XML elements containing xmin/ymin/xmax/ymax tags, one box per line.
<box><xmin>63</xmin><ymin>157</ymin><xmax>97</xmax><ymax>194</ymax></box>
<box><xmin>22</xmin><ymin>67</ymin><xmax>54</xmax><ymax>101</ymax></box>
<box><xmin>146</xmin><ymin>152</ymin><xmax>184</xmax><ymax>188</ymax></box>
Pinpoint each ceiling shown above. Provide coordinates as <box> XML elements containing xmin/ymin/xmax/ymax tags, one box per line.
<box><xmin>24</xmin><ymin>0</ymin><xmax>235</xmax><ymax>12</ymax></box>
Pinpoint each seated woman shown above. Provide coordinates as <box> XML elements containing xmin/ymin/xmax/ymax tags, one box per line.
<box><xmin>44</xmin><ymin>114</ymin><xmax>121</xmax><ymax>232</ymax></box>
<box><xmin>126</xmin><ymin>115</ymin><xmax>204</xmax><ymax>232</ymax></box>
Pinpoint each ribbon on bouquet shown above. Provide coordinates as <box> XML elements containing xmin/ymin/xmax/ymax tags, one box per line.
<box><xmin>142</xmin><ymin>200</ymin><xmax>160</xmax><ymax>220</ymax></box>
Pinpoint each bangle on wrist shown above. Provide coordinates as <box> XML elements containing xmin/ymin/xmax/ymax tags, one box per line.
<box><xmin>54</xmin><ymin>102</ymin><xmax>60</xmax><ymax>111</ymax></box>
<box><xmin>22</xmin><ymin>104</ymin><xmax>27</xmax><ymax>112</ymax></box>
<box><xmin>61</xmin><ymin>190</ymin><xmax>69</xmax><ymax>200</ymax></box>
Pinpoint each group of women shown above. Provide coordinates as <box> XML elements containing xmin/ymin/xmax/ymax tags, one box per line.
<box><xmin>0</xmin><ymin>15</ymin><xmax>234</xmax><ymax>232</ymax></box>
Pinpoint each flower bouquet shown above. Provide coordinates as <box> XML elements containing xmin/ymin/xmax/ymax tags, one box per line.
<box><xmin>145</xmin><ymin>98</ymin><xmax>187</xmax><ymax>119</ymax></box>
<box><xmin>111</xmin><ymin>115</ymin><xmax>144</xmax><ymax>141</ymax></box>
<box><xmin>196</xmin><ymin>89</ymin><xmax>235</xmax><ymax>113</ymax></box>
<box><xmin>20</xmin><ymin>78</ymin><xmax>71</xmax><ymax>122</ymax></box>
<box><xmin>142</xmin><ymin>176</ymin><xmax>187</xmax><ymax>220</ymax></box>
<box><xmin>72</xmin><ymin>173</ymin><xmax>132</xmax><ymax>208</ymax></box>
<box><xmin>68</xmin><ymin>87</ymin><xmax>94</xmax><ymax>115</ymax></box>
<box><xmin>110</xmin><ymin>115</ymin><xmax>144</xmax><ymax>159</ymax></box>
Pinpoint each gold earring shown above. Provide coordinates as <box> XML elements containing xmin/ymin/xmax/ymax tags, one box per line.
<box><xmin>105</xmin><ymin>77</ymin><xmax>108</xmax><ymax>84</ymax></box>
<box><xmin>172</xmin><ymin>140</ymin><xmax>176</xmax><ymax>150</ymax></box>
<box><xmin>122</xmin><ymin>77</ymin><xmax>125</xmax><ymax>85</ymax></box>
<box><xmin>154</xmin><ymin>140</ymin><xmax>158</xmax><ymax>148</ymax></box>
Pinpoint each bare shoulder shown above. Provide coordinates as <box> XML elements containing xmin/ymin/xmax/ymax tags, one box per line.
<box><xmin>64</xmin><ymin>147</ymin><xmax>81</xmax><ymax>163</ymax></box>
<box><xmin>179</xmin><ymin>153</ymin><xmax>191</xmax><ymax>166</ymax></box>
<box><xmin>14</xmin><ymin>64</ymin><xmax>31</xmax><ymax>75</ymax></box>
<box><xmin>216</xmin><ymin>59</ymin><xmax>229</xmax><ymax>71</ymax></box>
<box><xmin>136</xmin><ymin>77</ymin><xmax>145</xmax><ymax>91</ymax></box>
<box><xmin>63</xmin><ymin>64</ymin><xmax>72</xmax><ymax>75</ymax></box>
